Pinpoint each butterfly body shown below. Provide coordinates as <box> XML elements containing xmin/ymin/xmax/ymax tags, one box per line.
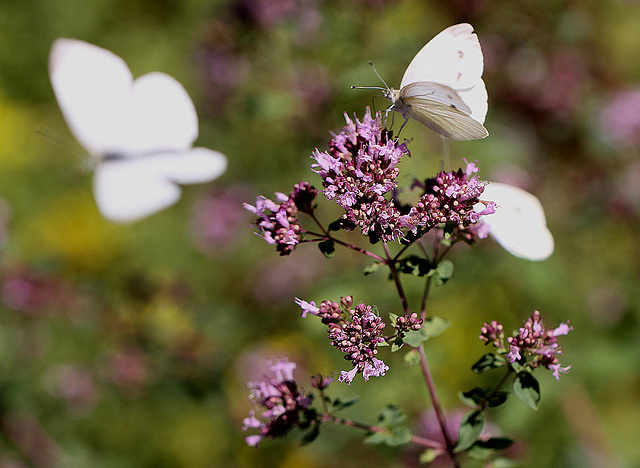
<box><xmin>361</xmin><ymin>23</ymin><xmax>489</xmax><ymax>140</ymax></box>
<box><xmin>49</xmin><ymin>39</ymin><xmax>227</xmax><ymax>223</ymax></box>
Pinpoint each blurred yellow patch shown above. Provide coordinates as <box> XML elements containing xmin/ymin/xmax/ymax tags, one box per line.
<box><xmin>143</xmin><ymin>301</ymin><xmax>195</xmax><ymax>347</ymax></box>
<box><xmin>20</xmin><ymin>191</ymin><xmax>125</xmax><ymax>271</ymax></box>
<box><xmin>0</xmin><ymin>92</ymin><xmax>36</xmax><ymax>169</ymax></box>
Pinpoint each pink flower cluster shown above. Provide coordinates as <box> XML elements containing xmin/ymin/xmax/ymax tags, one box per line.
<box><xmin>242</xmin><ymin>358</ymin><xmax>312</xmax><ymax>447</ymax></box>
<box><xmin>295</xmin><ymin>296</ymin><xmax>388</xmax><ymax>385</ymax></box>
<box><xmin>480</xmin><ymin>311</ymin><xmax>573</xmax><ymax>380</ymax></box>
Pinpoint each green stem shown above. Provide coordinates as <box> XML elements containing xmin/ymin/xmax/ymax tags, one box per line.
<box><xmin>383</xmin><ymin>242</ymin><xmax>411</xmax><ymax>315</ymax></box>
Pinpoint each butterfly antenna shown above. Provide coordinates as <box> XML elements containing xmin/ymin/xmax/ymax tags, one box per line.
<box><xmin>368</xmin><ymin>61</ymin><xmax>391</xmax><ymax>90</ymax></box>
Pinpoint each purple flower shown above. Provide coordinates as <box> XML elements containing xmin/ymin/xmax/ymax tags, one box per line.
<box><xmin>311</xmin><ymin>108</ymin><xmax>410</xmax><ymax>242</ymax></box>
<box><xmin>298</xmin><ymin>296</ymin><xmax>388</xmax><ymax>385</ymax></box>
<box><xmin>479</xmin><ymin>320</ymin><xmax>504</xmax><ymax>348</ymax></box>
<box><xmin>505</xmin><ymin>311</ymin><xmax>573</xmax><ymax>379</ymax></box>
<box><xmin>401</xmin><ymin>160</ymin><xmax>496</xmax><ymax>239</ymax></box>
<box><xmin>242</xmin><ymin>358</ymin><xmax>313</xmax><ymax>447</ymax></box>
<box><xmin>294</xmin><ymin>297</ymin><xmax>319</xmax><ymax>318</ymax></box>
<box><xmin>245</xmin><ymin>182</ymin><xmax>316</xmax><ymax>256</ymax></box>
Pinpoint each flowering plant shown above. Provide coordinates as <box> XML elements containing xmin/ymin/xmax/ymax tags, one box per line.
<box><xmin>243</xmin><ymin>108</ymin><xmax>570</xmax><ymax>466</ymax></box>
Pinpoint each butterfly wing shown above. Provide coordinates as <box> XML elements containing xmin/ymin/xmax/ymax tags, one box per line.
<box><xmin>50</xmin><ymin>39</ymin><xmax>199</xmax><ymax>156</ymax></box>
<box><xmin>49</xmin><ymin>38</ymin><xmax>134</xmax><ymax>156</ymax></box>
<box><xmin>94</xmin><ymin>148</ymin><xmax>227</xmax><ymax>223</ymax></box>
<box><xmin>400</xmin><ymin>23</ymin><xmax>487</xmax><ymax>124</ymax></box>
<box><xmin>480</xmin><ymin>182</ymin><xmax>554</xmax><ymax>261</ymax></box>
<box><xmin>403</xmin><ymin>94</ymin><xmax>488</xmax><ymax>140</ymax></box>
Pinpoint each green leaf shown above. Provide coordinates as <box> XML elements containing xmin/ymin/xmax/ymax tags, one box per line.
<box><xmin>364</xmin><ymin>431</ymin><xmax>389</xmax><ymax>445</ymax></box>
<box><xmin>327</xmin><ymin>219</ymin><xmax>342</xmax><ymax>232</ymax></box>
<box><xmin>403</xmin><ymin>349</ymin><xmax>421</xmax><ymax>367</ymax></box>
<box><xmin>403</xmin><ymin>328</ymin><xmax>429</xmax><ymax>347</ymax></box>
<box><xmin>475</xmin><ymin>437</ymin><xmax>514</xmax><ymax>450</ymax></box>
<box><xmin>387</xmin><ymin>426</ymin><xmax>412</xmax><ymax>446</ymax></box>
<box><xmin>364</xmin><ymin>262</ymin><xmax>382</xmax><ymax>276</ymax></box>
<box><xmin>487</xmin><ymin>391</ymin><xmax>509</xmax><ymax>408</ymax></box>
<box><xmin>390</xmin><ymin>338</ymin><xmax>404</xmax><ymax>352</ymax></box>
<box><xmin>397</xmin><ymin>255</ymin><xmax>435</xmax><ymax>277</ymax></box>
<box><xmin>513</xmin><ymin>371</ymin><xmax>540</xmax><ymax>410</ymax></box>
<box><xmin>419</xmin><ymin>448</ymin><xmax>438</xmax><ymax>464</ymax></box>
<box><xmin>363</xmin><ymin>425</ymin><xmax>411</xmax><ymax>447</ymax></box>
<box><xmin>455</xmin><ymin>410</ymin><xmax>486</xmax><ymax>453</ymax></box>
<box><xmin>423</xmin><ymin>316</ymin><xmax>450</xmax><ymax>338</ymax></box>
<box><xmin>434</xmin><ymin>259</ymin><xmax>454</xmax><ymax>285</ymax></box>
<box><xmin>377</xmin><ymin>340</ymin><xmax>390</xmax><ymax>347</ymax></box>
<box><xmin>318</xmin><ymin>239</ymin><xmax>335</xmax><ymax>258</ymax></box>
<box><xmin>300</xmin><ymin>423</ymin><xmax>320</xmax><ymax>445</ymax></box>
<box><xmin>458</xmin><ymin>387</ymin><xmax>488</xmax><ymax>408</ymax></box>
<box><xmin>388</xmin><ymin>313</ymin><xmax>399</xmax><ymax>327</ymax></box>
<box><xmin>332</xmin><ymin>397</ymin><xmax>359</xmax><ymax>411</ymax></box>
<box><xmin>377</xmin><ymin>405</ymin><xmax>406</xmax><ymax>427</ymax></box>
<box><xmin>471</xmin><ymin>353</ymin><xmax>505</xmax><ymax>374</ymax></box>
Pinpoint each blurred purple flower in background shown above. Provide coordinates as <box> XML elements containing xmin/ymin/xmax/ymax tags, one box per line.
<box><xmin>600</xmin><ymin>86</ymin><xmax>640</xmax><ymax>148</ymax></box>
<box><xmin>42</xmin><ymin>364</ymin><xmax>98</xmax><ymax>413</ymax></box>
<box><xmin>190</xmin><ymin>185</ymin><xmax>252</xmax><ymax>256</ymax></box>
<box><xmin>104</xmin><ymin>347</ymin><xmax>151</xmax><ymax>397</ymax></box>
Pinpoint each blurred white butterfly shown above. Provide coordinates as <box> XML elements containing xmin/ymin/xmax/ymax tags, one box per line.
<box><xmin>49</xmin><ymin>38</ymin><xmax>228</xmax><ymax>223</ymax></box>
<box><xmin>354</xmin><ymin>23</ymin><xmax>488</xmax><ymax>140</ymax></box>
<box><xmin>479</xmin><ymin>182</ymin><xmax>554</xmax><ymax>261</ymax></box>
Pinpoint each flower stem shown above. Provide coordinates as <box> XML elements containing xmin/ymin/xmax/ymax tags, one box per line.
<box><xmin>305</xmin><ymin>230</ymin><xmax>386</xmax><ymax>262</ymax></box>
<box><xmin>480</xmin><ymin>368</ymin><xmax>513</xmax><ymax>409</ymax></box>
<box><xmin>417</xmin><ymin>344</ymin><xmax>460</xmax><ymax>467</ymax></box>
<box><xmin>321</xmin><ymin>415</ymin><xmax>444</xmax><ymax>450</ymax></box>
<box><xmin>383</xmin><ymin>242</ymin><xmax>411</xmax><ymax>315</ymax></box>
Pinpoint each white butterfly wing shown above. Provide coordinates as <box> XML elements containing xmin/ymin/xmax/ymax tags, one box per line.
<box><xmin>399</xmin><ymin>23</ymin><xmax>487</xmax><ymax>124</ymax></box>
<box><xmin>404</xmin><ymin>96</ymin><xmax>488</xmax><ymax>140</ymax></box>
<box><xmin>122</xmin><ymin>72</ymin><xmax>199</xmax><ymax>155</ymax></box>
<box><xmin>94</xmin><ymin>148</ymin><xmax>227</xmax><ymax>223</ymax></box>
<box><xmin>480</xmin><ymin>183</ymin><xmax>554</xmax><ymax>261</ymax></box>
<box><xmin>50</xmin><ymin>38</ymin><xmax>134</xmax><ymax>156</ymax></box>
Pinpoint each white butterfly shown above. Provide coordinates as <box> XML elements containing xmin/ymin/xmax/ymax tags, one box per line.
<box><xmin>356</xmin><ymin>23</ymin><xmax>488</xmax><ymax>140</ymax></box>
<box><xmin>479</xmin><ymin>182</ymin><xmax>554</xmax><ymax>261</ymax></box>
<box><xmin>49</xmin><ymin>38</ymin><xmax>228</xmax><ymax>223</ymax></box>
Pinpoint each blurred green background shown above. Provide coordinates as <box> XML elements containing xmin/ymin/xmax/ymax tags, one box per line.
<box><xmin>1</xmin><ymin>0</ymin><xmax>639</xmax><ymax>466</ymax></box>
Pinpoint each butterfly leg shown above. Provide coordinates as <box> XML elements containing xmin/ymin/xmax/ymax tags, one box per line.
<box><xmin>397</xmin><ymin>115</ymin><xmax>409</xmax><ymax>137</ymax></box>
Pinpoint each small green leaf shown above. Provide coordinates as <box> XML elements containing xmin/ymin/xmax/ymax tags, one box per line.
<box><xmin>513</xmin><ymin>371</ymin><xmax>540</xmax><ymax>410</ymax></box>
<box><xmin>300</xmin><ymin>423</ymin><xmax>320</xmax><ymax>445</ymax></box>
<box><xmin>364</xmin><ymin>431</ymin><xmax>389</xmax><ymax>445</ymax></box>
<box><xmin>377</xmin><ymin>340</ymin><xmax>390</xmax><ymax>347</ymax></box>
<box><xmin>332</xmin><ymin>397</ymin><xmax>359</xmax><ymax>411</ymax></box>
<box><xmin>403</xmin><ymin>328</ymin><xmax>430</xmax><ymax>347</ymax></box>
<box><xmin>471</xmin><ymin>353</ymin><xmax>505</xmax><ymax>374</ymax></box>
<box><xmin>388</xmin><ymin>313</ymin><xmax>399</xmax><ymax>327</ymax></box>
<box><xmin>455</xmin><ymin>410</ymin><xmax>486</xmax><ymax>453</ymax></box>
<box><xmin>423</xmin><ymin>316</ymin><xmax>450</xmax><ymax>338</ymax></box>
<box><xmin>390</xmin><ymin>338</ymin><xmax>404</xmax><ymax>352</ymax></box>
<box><xmin>327</xmin><ymin>219</ymin><xmax>342</xmax><ymax>232</ymax></box>
<box><xmin>377</xmin><ymin>405</ymin><xmax>406</xmax><ymax>427</ymax></box>
<box><xmin>397</xmin><ymin>255</ymin><xmax>435</xmax><ymax>277</ymax></box>
<box><xmin>387</xmin><ymin>426</ymin><xmax>412</xmax><ymax>446</ymax></box>
<box><xmin>364</xmin><ymin>262</ymin><xmax>382</xmax><ymax>276</ymax></box>
<box><xmin>475</xmin><ymin>437</ymin><xmax>514</xmax><ymax>450</ymax></box>
<box><xmin>458</xmin><ymin>387</ymin><xmax>488</xmax><ymax>408</ymax></box>
<box><xmin>403</xmin><ymin>349</ymin><xmax>421</xmax><ymax>367</ymax></box>
<box><xmin>435</xmin><ymin>259</ymin><xmax>454</xmax><ymax>283</ymax></box>
<box><xmin>419</xmin><ymin>448</ymin><xmax>438</xmax><ymax>464</ymax></box>
<box><xmin>318</xmin><ymin>239</ymin><xmax>335</xmax><ymax>258</ymax></box>
<box><xmin>487</xmin><ymin>391</ymin><xmax>509</xmax><ymax>408</ymax></box>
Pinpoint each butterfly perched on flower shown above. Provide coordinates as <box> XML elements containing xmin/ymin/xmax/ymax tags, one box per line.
<box><xmin>49</xmin><ymin>39</ymin><xmax>227</xmax><ymax>223</ymax></box>
<box><xmin>354</xmin><ymin>23</ymin><xmax>488</xmax><ymax>140</ymax></box>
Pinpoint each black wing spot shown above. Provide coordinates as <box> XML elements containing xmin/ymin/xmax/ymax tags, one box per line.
<box><xmin>458</xmin><ymin>50</ymin><xmax>464</xmax><ymax>58</ymax></box>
